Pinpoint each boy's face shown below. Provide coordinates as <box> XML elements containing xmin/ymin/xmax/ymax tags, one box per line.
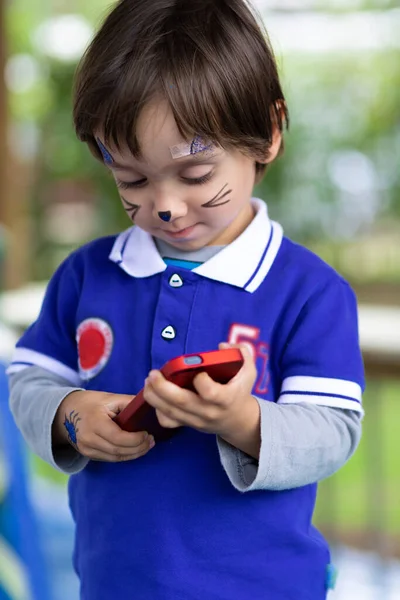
<box><xmin>97</xmin><ymin>100</ymin><xmax>280</xmax><ymax>250</ymax></box>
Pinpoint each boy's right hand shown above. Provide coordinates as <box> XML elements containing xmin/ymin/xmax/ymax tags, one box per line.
<box><xmin>53</xmin><ymin>390</ymin><xmax>155</xmax><ymax>462</ymax></box>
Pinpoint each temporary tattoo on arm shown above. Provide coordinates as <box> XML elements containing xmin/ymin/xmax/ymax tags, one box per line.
<box><xmin>63</xmin><ymin>410</ymin><xmax>81</xmax><ymax>448</ymax></box>
<box><xmin>96</xmin><ymin>137</ymin><xmax>114</xmax><ymax>165</ymax></box>
<box><xmin>201</xmin><ymin>183</ymin><xmax>232</xmax><ymax>208</ymax></box>
<box><xmin>121</xmin><ymin>196</ymin><xmax>141</xmax><ymax>220</ymax></box>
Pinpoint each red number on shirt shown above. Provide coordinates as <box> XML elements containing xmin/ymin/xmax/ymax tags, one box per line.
<box><xmin>254</xmin><ymin>342</ymin><xmax>270</xmax><ymax>395</ymax></box>
<box><xmin>228</xmin><ymin>324</ymin><xmax>260</xmax><ymax>361</ymax></box>
<box><xmin>228</xmin><ymin>324</ymin><xmax>270</xmax><ymax>395</ymax></box>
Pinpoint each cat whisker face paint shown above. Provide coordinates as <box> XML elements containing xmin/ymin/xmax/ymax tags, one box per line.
<box><xmin>96</xmin><ymin>138</ymin><xmax>114</xmax><ymax>165</ymax></box>
<box><xmin>121</xmin><ymin>197</ymin><xmax>141</xmax><ymax>221</ymax></box>
<box><xmin>202</xmin><ymin>184</ymin><xmax>232</xmax><ymax>208</ymax></box>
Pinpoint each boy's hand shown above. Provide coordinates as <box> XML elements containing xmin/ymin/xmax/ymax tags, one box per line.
<box><xmin>53</xmin><ymin>391</ymin><xmax>155</xmax><ymax>462</ymax></box>
<box><xmin>143</xmin><ymin>343</ymin><xmax>260</xmax><ymax>446</ymax></box>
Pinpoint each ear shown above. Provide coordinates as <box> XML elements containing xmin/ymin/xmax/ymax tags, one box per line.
<box><xmin>258</xmin><ymin>101</ymin><xmax>286</xmax><ymax>165</ymax></box>
<box><xmin>258</xmin><ymin>126</ymin><xmax>282</xmax><ymax>165</ymax></box>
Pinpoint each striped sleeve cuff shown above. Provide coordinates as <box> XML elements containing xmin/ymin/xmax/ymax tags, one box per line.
<box><xmin>6</xmin><ymin>348</ymin><xmax>82</xmax><ymax>387</ymax></box>
<box><xmin>278</xmin><ymin>376</ymin><xmax>363</xmax><ymax>413</ymax></box>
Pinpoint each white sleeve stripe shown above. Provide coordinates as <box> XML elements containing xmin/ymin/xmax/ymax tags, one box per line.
<box><xmin>6</xmin><ymin>363</ymin><xmax>33</xmax><ymax>374</ymax></box>
<box><xmin>278</xmin><ymin>394</ymin><xmax>364</xmax><ymax>414</ymax></box>
<box><xmin>281</xmin><ymin>375</ymin><xmax>362</xmax><ymax>401</ymax></box>
<box><xmin>280</xmin><ymin>391</ymin><xmax>361</xmax><ymax>404</ymax></box>
<box><xmin>7</xmin><ymin>348</ymin><xmax>81</xmax><ymax>386</ymax></box>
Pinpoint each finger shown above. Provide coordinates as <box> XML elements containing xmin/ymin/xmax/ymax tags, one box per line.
<box><xmin>155</xmin><ymin>409</ymin><xmax>181</xmax><ymax>429</ymax></box>
<box><xmin>144</xmin><ymin>384</ymin><xmax>184</xmax><ymax>422</ymax></box>
<box><xmin>80</xmin><ymin>433</ymin><xmax>155</xmax><ymax>461</ymax></box>
<box><xmin>238</xmin><ymin>343</ymin><xmax>254</xmax><ymax>362</ymax></box>
<box><xmin>218</xmin><ymin>342</ymin><xmax>253</xmax><ymax>360</ymax></box>
<box><xmin>192</xmin><ymin>371</ymin><xmax>223</xmax><ymax>401</ymax></box>
<box><xmin>145</xmin><ymin>371</ymin><xmax>198</xmax><ymax>411</ymax></box>
<box><xmin>225</xmin><ymin>344</ymin><xmax>256</xmax><ymax>382</ymax></box>
<box><xmin>90</xmin><ymin>445</ymin><xmax>153</xmax><ymax>463</ymax></box>
<box><xmin>104</xmin><ymin>394</ymin><xmax>137</xmax><ymax>417</ymax></box>
<box><xmin>145</xmin><ymin>379</ymin><xmax>203</xmax><ymax>428</ymax></box>
<box><xmin>96</xmin><ymin>421</ymin><xmax>151</xmax><ymax>448</ymax></box>
<box><xmin>217</xmin><ymin>342</ymin><xmax>256</xmax><ymax>375</ymax></box>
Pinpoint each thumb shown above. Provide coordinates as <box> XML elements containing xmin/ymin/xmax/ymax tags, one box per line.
<box><xmin>219</xmin><ymin>342</ymin><xmax>254</xmax><ymax>364</ymax></box>
<box><xmin>104</xmin><ymin>394</ymin><xmax>136</xmax><ymax>417</ymax></box>
<box><xmin>218</xmin><ymin>342</ymin><xmax>231</xmax><ymax>350</ymax></box>
<box><xmin>227</xmin><ymin>343</ymin><xmax>257</xmax><ymax>384</ymax></box>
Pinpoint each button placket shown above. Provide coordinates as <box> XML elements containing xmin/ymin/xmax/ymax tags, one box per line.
<box><xmin>151</xmin><ymin>271</ymin><xmax>198</xmax><ymax>368</ymax></box>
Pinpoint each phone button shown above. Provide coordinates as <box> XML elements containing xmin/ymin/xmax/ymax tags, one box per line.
<box><xmin>184</xmin><ymin>355</ymin><xmax>203</xmax><ymax>366</ymax></box>
<box><xmin>169</xmin><ymin>274</ymin><xmax>183</xmax><ymax>288</ymax></box>
<box><xmin>161</xmin><ymin>325</ymin><xmax>176</xmax><ymax>340</ymax></box>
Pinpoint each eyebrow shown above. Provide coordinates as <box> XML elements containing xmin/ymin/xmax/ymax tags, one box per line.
<box><xmin>109</xmin><ymin>151</ymin><xmax>220</xmax><ymax>172</ymax></box>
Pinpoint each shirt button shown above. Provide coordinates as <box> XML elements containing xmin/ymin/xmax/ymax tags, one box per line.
<box><xmin>161</xmin><ymin>326</ymin><xmax>176</xmax><ymax>340</ymax></box>
<box><xmin>169</xmin><ymin>274</ymin><xmax>183</xmax><ymax>288</ymax></box>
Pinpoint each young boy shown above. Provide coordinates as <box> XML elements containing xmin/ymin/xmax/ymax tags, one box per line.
<box><xmin>8</xmin><ymin>0</ymin><xmax>364</xmax><ymax>598</ymax></box>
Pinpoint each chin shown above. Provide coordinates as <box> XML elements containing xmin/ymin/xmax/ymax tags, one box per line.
<box><xmin>169</xmin><ymin>238</ymin><xmax>205</xmax><ymax>251</ymax></box>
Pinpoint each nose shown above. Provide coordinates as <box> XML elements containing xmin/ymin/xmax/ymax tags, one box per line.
<box><xmin>151</xmin><ymin>189</ymin><xmax>188</xmax><ymax>223</ymax></box>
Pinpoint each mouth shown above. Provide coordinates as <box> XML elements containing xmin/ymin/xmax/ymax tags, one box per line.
<box><xmin>162</xmin><ymin>224</ymin><xmax>198</xmax><ymax>239</ymax></box>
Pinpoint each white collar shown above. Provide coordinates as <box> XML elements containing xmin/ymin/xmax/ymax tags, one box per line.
<box><xmin>109</xmin><ymin>198</ymin><xmax>283</xmax><ymax>293</ymax></box>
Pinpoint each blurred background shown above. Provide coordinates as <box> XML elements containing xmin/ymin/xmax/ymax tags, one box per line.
<box><xmin>0</xmin><ymin>0</ymin><xmax>399</xmax><ymax>598</ymax></box>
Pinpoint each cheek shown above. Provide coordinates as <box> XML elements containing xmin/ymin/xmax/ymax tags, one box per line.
<box><xmin>130</xmin><ymin>205</ymin><xmax>150</xmax><ymax>226</ymax></box>
<box><xmin>218</xmin><ymin>197</ymin><xmax>252</xmax><ymax>232</ymax></box>
<box><xmin>200</xmin><ymin>203</ymin><xmax>236</xmax><ymax>231</ymax></box>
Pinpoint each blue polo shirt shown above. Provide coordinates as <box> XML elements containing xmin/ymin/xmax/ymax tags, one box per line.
<box><xmin>9</xmin><ymin>199</ymin><xmax>364</xmax><ymax>599</ymax></box>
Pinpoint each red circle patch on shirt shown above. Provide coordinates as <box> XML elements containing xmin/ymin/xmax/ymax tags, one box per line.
<box><xmin>76</xmin><ymin>318</ymin><xmax>113</xmax><ymax>380</ymax></box>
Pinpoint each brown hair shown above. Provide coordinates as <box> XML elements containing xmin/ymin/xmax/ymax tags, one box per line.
<box><xmin>73</xmin><ymin>0</ymin><xmax>289</xmax><ymax>180</ymax></box>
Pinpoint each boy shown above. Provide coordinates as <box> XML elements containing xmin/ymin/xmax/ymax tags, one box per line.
<box><xmin>8</xmin><ymin>0</ymin><xmax>364</xmax><ymax>598</ymax></box>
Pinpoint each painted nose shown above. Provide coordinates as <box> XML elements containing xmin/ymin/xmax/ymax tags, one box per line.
<box><xmin>152</xmin><ymin>192</ymin><xmax>188</xmax><ymax>222</ymax></box>
<box><xmin>158</xmin><ymin>211</ymin><xmax>172</xmax><ymax>222</ymax></box>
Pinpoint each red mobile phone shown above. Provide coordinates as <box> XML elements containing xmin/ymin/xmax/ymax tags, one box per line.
<box><xmin>114</xmin><ymin>348</ymin><xmax>244</xmax><ymax>441</ymax></box>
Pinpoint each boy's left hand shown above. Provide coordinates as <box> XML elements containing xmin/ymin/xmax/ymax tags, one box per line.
<box><xmin>143</xmin><ymin>343</ymin><xmax>259</xmax><ymax>439</ymax></box>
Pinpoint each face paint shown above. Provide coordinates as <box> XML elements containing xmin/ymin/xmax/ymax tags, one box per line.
<box><xmin>158</xmin><ymin>211</ymin><xmax>172</xmax><ymax>222</ymax></box>
<box><xmin>190</xmin><ymin>135</ymin><xmax>213</xmax><ymax>155</ymax></box>
<box><xmin>201</xmin><ymin>183</ymin><xmax>232</xmax><ymax>208</ymax></box>
<box><xmin>121</xmin><ymin>197</ymin><xmax>141</xmax><ymax>220</ymax></box>
<box><xmin>169</xmin><ymin>135</ymin><xmax>213</xmax><ymax>159</ymax></box>
<box><xmin>96</xmin><ymin>138</ymin><xmax>114</xmax><ymax>165</ymax></box>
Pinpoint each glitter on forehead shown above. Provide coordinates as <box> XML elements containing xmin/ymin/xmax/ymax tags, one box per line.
<box><xmin>96</xmin><ymin>138</ymin><xmax>114</xmax><ymax>165</ymax></box>
<box><xmin>169</xmin><ymin>136</ymin><xmax>214</xmax><ymax>160</ymax></box>
<box><xmin>190</xmin><ymin>136</ymin><xmax>213</xmax><ymax>155</ymax></box>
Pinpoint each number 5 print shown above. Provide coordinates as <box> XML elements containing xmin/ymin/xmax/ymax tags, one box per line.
<box><xmin>228</xmin><ymin>324</ymin><xmax>270</xmax><ymax>395</ymax></box>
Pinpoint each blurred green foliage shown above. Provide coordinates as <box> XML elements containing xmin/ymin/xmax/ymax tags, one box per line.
<box><xmin>316</xmin><ymin>381</ymin><xmax>400</xmax><ymax>536</ymax></box>
<box><xmin>258</xmin><ymin>52</ymin><xmax>400</xmax><ymax>225</ymax></box>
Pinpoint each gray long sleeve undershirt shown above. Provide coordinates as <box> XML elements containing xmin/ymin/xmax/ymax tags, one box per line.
<box><xmin>8</xmin><ymin>366</ymin><xmax>362</xmax><ymax>492</ymax></box>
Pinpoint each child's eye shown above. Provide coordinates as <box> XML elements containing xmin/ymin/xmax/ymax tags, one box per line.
<box><xmin>116</xmin><ymin>179</ymin><xmax>147</xmax><ymax>190</ymax></box>
<box><xmin>182</xmin><ymin>171</ymin><xmax>213</xmax><ymax>186</ymax></box>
